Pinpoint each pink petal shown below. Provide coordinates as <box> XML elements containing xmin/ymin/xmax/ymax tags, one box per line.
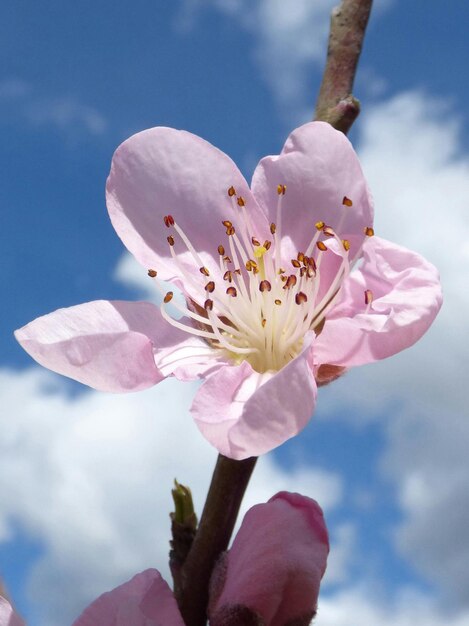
<box><xmin>191</xmin><ymin>335</ymin><xmax>317</xmax><ymax>460</ymax></box>
<box><xmin>15</xmin><ymin>300</ymin><xmax>166</xmax><ymax>393</ymax></box>
<box><xmin>106</xmin><ymin>127</ymin><xmax>270</xmax><ymax>298</ymax></box>
<box><xmin>314</xmin><ymin>236</ymin><xmax>443</xmax><ymax>367</ymax></box>
<box><xmin>251</xmin><ymin>121</ymin><xmax>374</xmax><ymax>260</ymax></box>
<box><xmin>209</xmin><ymin>492</ymin><xmax>329</xmax><ymax>626</ymax></box>
<box><xmin>72</xmin><ymin>569</ymin><xmax>185</xmax><ymax>626</ymax></box>
<box><xmin>0</xmin><ymin>596</ymin><xmax>25</xmax><ymax>626</ymax></box>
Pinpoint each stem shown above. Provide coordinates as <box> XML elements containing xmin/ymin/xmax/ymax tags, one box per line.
<box><xmin>315</xmin><ymin>0</ymin><xmax>374</xmax><ymax>133</ymax></box>
<box><xmin>176</xmin><ymin>454</ymin><xmax>257</xmax><ymax>626</ymax></box>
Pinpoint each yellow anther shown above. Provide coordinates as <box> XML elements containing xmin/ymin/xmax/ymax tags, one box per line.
<box><xmin>277</xmin><ymin>184</ymin><xmax>287</xmax><ymax>195</ymax></box>
<box><xmin>342</xmin><ymin>239</ymin><xmax>351</xmax><ymax>251</ymax></box>
<box><xmin>342</xmin><ymin>196</ymin><xmax>353</xmax><ymax>207</ymax></box>
<box><xmin>315</xmin><ymin>221</ymin><xmax>325</xmax><ymax>231</ymax></box>
<box><xmin>364</xmin><ymin>226</ymin><xmax>375</xmax><ymax>237</ymax></box>
<box><xmin>228</xmin><ymin>186</ymin><xmax>236</xmax><ymax>197</ymax></box>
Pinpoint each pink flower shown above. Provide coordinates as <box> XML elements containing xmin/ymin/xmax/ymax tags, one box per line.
<box><xmin>15</xmin><ymin>122</ymin><xmax>442</xmax><ymax>459</ymax></box>
<box><xmin>208</xmin><ymin>491</ymin><xmax>329</xmax><ymax>626</ymax></box>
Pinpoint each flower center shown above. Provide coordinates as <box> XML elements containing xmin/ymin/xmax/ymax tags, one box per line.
<box><xmin>149</xmin><ymin>186</ymin><xmax>373</xmax><ymax>374</ymax></box>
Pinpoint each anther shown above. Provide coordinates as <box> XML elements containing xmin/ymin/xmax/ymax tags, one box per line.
<box><xmin>270</xmin><ymin>223</ymin><xmax>276</xmax><ymax>234</ymax></box>
<box><xmin>291</xmin><ymin>259</ymin><xmax>301</xmax><ymax>268</ymax></box>
<box><xmin>315</xmin><ymin>221</ymin><xmax>325</xmax><ymax>231</ymax></box>
<box><xmin>342</xmin><ymin>239</ymin><xmax>351</xmax><ymax>251</ymax></box>
<box><xmin>228</xmin><ymin>186</ymin><xmax>236</xmax><ymax>197</ymax></box>
<box><xmin>284</xmin><ymin>275</ymin><xmax>297</xmax><ymax>289</ymax></box>
<box><xmin>204</xmin><ymin>299</ymin><xmax>214</xmax><ymax>311</ymax></box>
<box><xmin>323</xmin><ymin>226</ymin><xmax>335</xmax><ymax>237</ymax></box>
<box><xmin>295</xmin><ymin>292</ymin><xmax>308</xmax><ymax>305</ymax></box>
<box><xmin>218</xmin><ymin>244</ymin><xmax>225</xmax><ymax>255</ymax></box>
<box><xmin>261</xmin><ymin>318</ymin><xmax>267</xmax><ymax>328</ymax></box>
<box><xmin>251</xmin><ymin>237</ymin><xmax>260</xmax><ymax>246</ymax></box>
<box><xmin>263</xmin><ymin>240</ymin><xmax>272</xmax><ymax>250</ymax></box>
<box><xmin>147</xmin><ymin>269</ymin><xmax>157</xmax><ymax>278</ymax></box>
<box><xmin>226</xmin><ymin>287</ymin><xmax>237</xmax><ymax>297</ymax></box>
<box><xmin>277</xmin><ymin>184</ymin><xmax>287</xmax><ymax>195</ymax></box>
<box><xmin>164</xmin><ymin>292</ymin><xmax>174</xmax><ymax>303</ymax></box>
<box><xmin>223</xmin><ymin>256</ymin><xmax>232</xmax><ymax>264</ymax></box>
<box><xmin>317</xmin><ymin>241</ymin><xmax>328</xmax><ymax>252</ymax></box>
<box><xmin>199</xmin><ymin>266</ymin><xmax>210</xmax><ymax>277</ymax></box>
<box><xmin>274</xmin><ymin>299</ymin><xmax>282</xmax><ymax>305</ymax></box>
<box><xmin>167</xmin><ymin>235</ymin><xmax>175</xmax><ymax>246</ymax></box>
<box><xmin>364</xmin><ymin>289</ymin><xmax>374</xmax><ymax>305</ymax></box>
<box><xmin>222</xmin><ymin>220</ymin><xmax>232</xmax><ymax>228</ymax></box>
<box><xmin>237</xmin><ymin>197</ymin><xmax>246</xmax><ymax>207</ymax></box>
<box><xmin>234</xmin><ymin>269</ymin><xmax>241</xmax><ymax>275</ymax></box>
<box><xmin>297</xmin><ymin>252</ymin><xmax>305</xmax><ymax>263</ymax></box>
<box><xmin>223</xmin><ymin>270</ymin><xmax>232</xmax><ymax>283</ymax></box>
<box><xmin>364</xmin><ymin>226</ymin><xmax>375</xmax><ymax>237</ymax></box>
<box><xmin>259</xmin><ymin>280</ymin><xmax>271</xmax><ymax>292</ymax></box>
<box><xmin>342</xmin><ymin>196</ymin><xmax>353</xmax><ymax>207</ymax></box>
<box><xmin>226</xmin><ymin>226</ymin><xmax>235</xmax><ymax>236</ymax></box>
<box><xmin>164</xmin><ymin>215</ymin><xmax>175</xmax><ymax>228</ymax></box>
<box><xmin>205</xmin><ymin>281</ymin><xmax>215</xmax><ymax>293</ymax></box>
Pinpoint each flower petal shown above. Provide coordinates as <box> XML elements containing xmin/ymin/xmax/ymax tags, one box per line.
<box><xmin>0</xmin><ymin>596</ymin><xmax>25</xmax><ymax>626</ymax></box>
<box><xmin>72</xmin><ymin>569</ymin><xmax>185</xmax><ymax>626</ymax></box>
<box><xmin>314</xmin><ymin>236</ymin><xmax>443</xmax><ymax>367</ymax></box>
<box><xmin>251</xmin><ymin>121</ymin><xmax>374</xmax><ymax>260</ymax></box>
<box><xmin>209</xmin><ymin>492</ymin><xmax>329</xmax><ymax>626</ymax></box>
<box><xmin>106</xmin><ymin>127</ymin><xmax>270</xmax><ymax>297</ymax></box>
<box><xmin>15</xmin><ymin>300</ymin><xmax>166</xmax><ymax>393</ymax></box>
<box><xmin>191</xmin><ymin>335</ymin><xmax>317</xmax><ymax>460</ymax></box>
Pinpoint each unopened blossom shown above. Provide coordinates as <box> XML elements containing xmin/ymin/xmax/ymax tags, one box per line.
<box><xmin>209</xmin><ymin>491</ymin><xmax>329</xmax><ymax>626</ymax></box>
<box><xmin>15</xmin><ymin>122</ymin><xmax>442</xmax><ymax>459</ymax></box>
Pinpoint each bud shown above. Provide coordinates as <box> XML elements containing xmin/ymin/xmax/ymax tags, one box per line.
<box><xmin>208</xmin><ymin>492</ymin><xmax>329</xmax><ymax>626</ymax></box>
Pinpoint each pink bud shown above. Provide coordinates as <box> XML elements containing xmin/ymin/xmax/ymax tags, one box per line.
<box><xmin>209</xmin><ymin>492</ymin><xmax>329</xmax><ymax>626</ymax></box>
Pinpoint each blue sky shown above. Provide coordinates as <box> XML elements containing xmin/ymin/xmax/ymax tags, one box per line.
<box><xmin>1</xmin><ymin>1</ymin><xmax>468</xmax><ymax>624</ymax></box>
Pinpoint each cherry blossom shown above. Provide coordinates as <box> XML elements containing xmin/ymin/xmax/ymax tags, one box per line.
<box><xmin>15</xmin><ymin>122</ymin><xmax>442</xmax><ymax>459</ymax></box>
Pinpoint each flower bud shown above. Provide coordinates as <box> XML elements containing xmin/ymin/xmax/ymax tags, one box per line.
<box><xmin>209</xmin><ymin>492</ymin><xmax>329</xmax><ymax>626</ymax></box>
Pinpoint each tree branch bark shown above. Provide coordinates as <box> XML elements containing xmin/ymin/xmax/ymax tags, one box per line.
<box><xmin>176</xmin><ymin>454</ymin><xmax>257</xmax><ymax>626</ymax></box>
<box><xmin>315</xmin><ymin>0</ymin><xmax>374</xmax><ymax>133</ymax></box>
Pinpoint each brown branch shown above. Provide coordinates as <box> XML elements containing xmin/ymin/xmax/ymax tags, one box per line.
<box><xmin>315</xmin><ymin>0</ymin><xmax>374</xmax><ymax>133</ymax></box>
<box><xmin>175</xmin><ymin>454</ymin><xmax>257</xmax><ymax>626</ymax></box>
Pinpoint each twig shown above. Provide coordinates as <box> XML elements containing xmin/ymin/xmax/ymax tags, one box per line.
<box><xmin>315</xmin><ymin>0</ymin><xmax>373</xmax><ymax>133</ymax></box>
<box><xmin>176</xmin><ymin>454</ymin><xmax>257</xmax><ymax>626</ymax></box>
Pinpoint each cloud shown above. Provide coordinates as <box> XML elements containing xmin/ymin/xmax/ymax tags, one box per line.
<box><xmin>317</xmin><ymin>587</ymin><xmax>469</xmax><ymax>626</ymax></box>
<box><xmin>0</xmin><ymin>367</ymin><xmax>341</xmax><ymax>625</ymax></box>
<box><xmin>0</xmin><ymin>78</ymin><xmax>107</xmax><ymax>139</ymax></box>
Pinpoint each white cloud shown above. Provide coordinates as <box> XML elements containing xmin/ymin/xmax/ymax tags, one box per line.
<box><xmin>0</xmin><ymin>367</ymin><xmax>341</xmax><ymax>625</ymax></box>
<box><xmin>0</xmin><ymin>78</ymin><xmax>107</xmax><ymax>138</ymax></box>
<box><xmin>317</xmin><ymin>587</ymin><xmax>469</xmax><ymax>626</ymax></box>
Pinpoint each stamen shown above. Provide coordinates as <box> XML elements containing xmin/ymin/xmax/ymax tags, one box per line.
<box><xmin>317</xmin><ymin>241</ymin><xmax>328</xmax><ymax>252</ymax></box>
<box><xmin>199</xmin><ymin>266</ymin><xmax>210</xmax><ymax>277</ymax></box>
<box><xmin>364</xmin><ymin>289</ymin><xmax>373</xmax><ymax>305</ymax></box>
<box><xmin>228</xmin><ymin>186</ymin><xmax>236</xmax><ymax>197</ymax></box>
<box><xmin>218</xmin><ymin>244</ymin><xmax>225</xmax><ymax>255</ymax></box>
<box><xmin>295</xmin><ymin>292</ymin><xmax>308</xmax><ymax>305</ymax></box>
<box><xmin>252</xmin><ymin>237</ymin><xmax>260</xmax><ymax>246</ymax></box>
<box><xmin>163</xmin><ymin>215</ymin><xmax>175</xmax><ymax>228</ymax></box>
<box><xmin>259</xmin><ymin>280</ymin><xmax>271</xmax><ymax>292</ymax></box>
<box><xmin>274</xmin><ymin>299</ymin><xmax>282</xmax><ymax>306</ymax></box>
<box><xmin>291</xmin><ymin>259</ymin><xmax>301</xmax><ymax>268</ymax></box>
<box><xmin>164</xmin><ymin>292</ymin><xmax>173</xmax><ymax>303</ymax></box>
<box><xmin>342</xmin><ymin>196</ymin><xmax>353</xmax><ymax>207</ymax></box>
<box><xmin>167</xmin><ymin>235</ymin><xmax>175</xmax><ymax>246</ymax></box>
<box><xmin>364</xmin><ymin>226</ymin><xmax>375</xmax><ymax>237</ymax></box>
<box><xmin>342</xmin><ymin>239</ymin><xmax>351</xmax><ymax>251</ymax></box>
<box><xmin>283</xmin><ymin>275</ymin><xmax>297</xmax><ymax>289</ymax></box>
<box><xmin>205</xmin><ymin>281</ymin><xmax>215</xmax><ymax>293</ymax></box>
<box><xmin>226</xmin><ymin>287</ymin><xmax>237</xmax><ymax>297</ymax></box>
<box><xmin>148</xmin><ymin>269</ymin><xmax>157</xmax><ymax>278</ymax></box>
<box><xmin>270</xmin><ymin>223</ymin><xmax>276</xmax><ymax>234</ymax></box>
<box><xmin>237</xmin><ymin>197</ymin><xmax>246</xmax><ymax>207</ymax></box>
<box><xmin>204</xmin><ymin>299</ymin><xmax>213</xmax><ymax>311</ymax></box>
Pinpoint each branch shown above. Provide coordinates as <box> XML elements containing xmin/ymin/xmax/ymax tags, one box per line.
<box><xmin>176</xmin><ymin>454</ymin><xmax>257</xmax><ymax>626</ymax></box>
<box><xmin>315</xmin><ymin>0</ymin><xmax>374</xmax><ymax>133</ymax></box>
